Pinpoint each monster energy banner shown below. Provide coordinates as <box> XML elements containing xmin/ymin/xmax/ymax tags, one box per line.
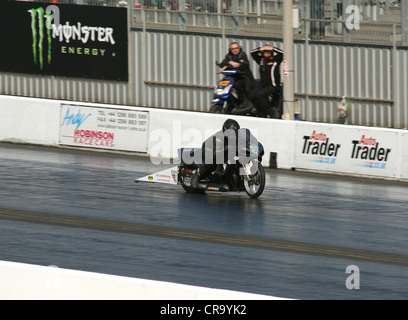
<box><xmin>0</xmin><ymin>1</ymin><xmax>128</xmax><ymax>81</ymax></box>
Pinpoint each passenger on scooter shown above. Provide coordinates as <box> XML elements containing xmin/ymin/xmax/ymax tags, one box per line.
<box><xmin>191</xmin><ymin>119</ymin><xmax>260</xmax><ymax>190</ymax></box>
<box><xmin>218</xmin><ymin>42</ymin><xmax>255</xmax><ymax>109</ymax></box>
<box><xmin>250</xmin><ymin>44</ymin><xmax>284</xmax><ymax>117</ymax></box>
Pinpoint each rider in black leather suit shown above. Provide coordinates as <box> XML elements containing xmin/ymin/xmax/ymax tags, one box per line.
<box><xmin>192</xmin><ymin>119</ymin><xmax>260</xmax><ymax>190</ymax></box>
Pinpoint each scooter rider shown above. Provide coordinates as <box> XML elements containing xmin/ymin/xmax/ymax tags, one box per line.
<box><xmin>250</xmin><ymin>44</ymin><xmax>284</xmax><ymax>117</ymax></box>
<box><xmin>192</xmin><ymin>119</ymin><xmax>260</xmax><ymax>190</ymax></box>
<box><xmin>218</xmin><ymin>42</ymin><xmax>255</xmax><ymax>109</ymax></box>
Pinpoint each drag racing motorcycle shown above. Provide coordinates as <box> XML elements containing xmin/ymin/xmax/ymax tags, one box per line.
<box><xmin>209</xmin><ymin>64</ymin><xmax>239</xmax><ymax>114</ymax></box>
<box><xmin>135</xmin><ymin>144</ymin><xmax>266</xmax><ymax>199</ymax></box>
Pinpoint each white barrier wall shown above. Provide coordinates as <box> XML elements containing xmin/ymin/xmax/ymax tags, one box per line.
<box><xmin>1</xmin><ymin>94</ymin><xmax>408</xmax><ymax>181</ymax></box>
<box><xmin>402</xmin><ymin>131</ymin><xmax>408</xmax><ymax>179</ymax></box>
<box><xmin>0</xmin><ymin>96</ymin><xmax>60</xmax><ymax>146</ymax></box>
<box><xmin>146</xmin><ymin>108</ymin><xmax>296</xmax><ymax>169</ymax></box>
<box><xmin>0</xmin><ymin>260</ymin><xmax>281</xmax><ymax>300</ymax></box>
<box><xmin>1</xmin><ymin>94</ymin><xmax>408</xmax><ymax>180</ymax></box>
<box><xmin>0</xmin><ymin>95</ymin><xmax>295</xmax><ymax>169</ymax></box>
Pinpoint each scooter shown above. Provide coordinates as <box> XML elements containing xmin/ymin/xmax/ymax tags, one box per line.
<box><xmin>209</xmin><ymin>63</ymin><xmax>240</xmax><ymax>114</ymax></box>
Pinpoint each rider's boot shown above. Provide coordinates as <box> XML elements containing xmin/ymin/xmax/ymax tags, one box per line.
<box><xmin>219</xmin><ymin>184</ymin><xmax>230</xmax><ymax>192</ymax></box>
<box><xmin>232</xmin><ymin>99</ymin><xmax>253</xmax><ymax>115</ymax></box>
<box><xmin>216</xmin><ymin>165</ymin><xmax>230</xmax><ymax>191</ymax></box>
<box><xmin>191</xmin><ymin>169</ymin><xmax>199</xmax><ymax>189</ymax></box>
<box><xmin>238</xmin><ymin>97</ymin><xmax>248</xmax><ymax>108</ymax></box>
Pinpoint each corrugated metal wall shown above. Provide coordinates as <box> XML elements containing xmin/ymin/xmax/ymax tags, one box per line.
<box><xmin>130</xmin><ymin>30</ymin><xmax>402</xmax><ymax>128</ymax></box>
<box><xmin>1</xmin><ymin>29</ymin><xmax>406</xmax><ymax>128</ymax></box>
<box><xmin>396</xmin><ymin>49</ymin><xmax>408</xmax><ymax>129</ymax></box>
<box><xmin>0</xmin><ymin>72</ymin><xmax>128</xmax><ymax>105</ymax></box>
<box><xmin>293</xmin><ymin>42</ymin><xmax>395</xmax><ymax>127</ymax></box>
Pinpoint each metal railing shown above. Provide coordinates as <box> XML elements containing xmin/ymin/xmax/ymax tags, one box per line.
<box><xmin>132</xmin><ymin>8</ymin><xmax>403</xmax><ymax>46</ymax></box>
<box><xmin>15</xmin><ymin>0</ymin><xmax>405</xmax><ymax>46</ymax></box>
<box><xmin>14</xmin><ymin>0</ymin><xmax>125</xmax><ymax>6</ymax></box>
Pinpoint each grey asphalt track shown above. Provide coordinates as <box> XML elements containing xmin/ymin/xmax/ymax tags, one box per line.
<box><xmin>0</xmin><ymin>142</ymin><xmax>407</xmax><ymax>299</ymax></box>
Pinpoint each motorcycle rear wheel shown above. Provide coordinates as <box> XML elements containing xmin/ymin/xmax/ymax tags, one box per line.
<box><xmin>243</xmin><ymin>163</ymin><xmax>265</xmax><ymax>198</ymax></box>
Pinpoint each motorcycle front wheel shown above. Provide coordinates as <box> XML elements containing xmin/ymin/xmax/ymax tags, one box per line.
<box><xmin>243</xmin><ymin>162</ymin><xmax>266</xmax><ymax>198</ymax></box>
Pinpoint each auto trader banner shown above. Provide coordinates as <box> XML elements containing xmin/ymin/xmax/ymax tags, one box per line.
<box><xmin>0</xmin><ymin>1</ymin><xmax>128</xmax><ymax>81</ymax></box>
<box><xmin>294</xmin><ymin>123</ymin><xmax>400</xmax><ymax>178</ymax></box>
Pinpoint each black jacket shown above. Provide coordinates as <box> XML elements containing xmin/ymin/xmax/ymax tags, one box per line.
<box><xmin>251</xmin><ymin>47</ymin><xmax>284</xmax><ymax>87</ymax></box>
<box><xmin>219</xmin><ymin>49</ymin><xmax>255</xmax><ymax>92</ymax></box>
<box><xmin>201</xmin><ymin>128</ymin><xmax>262</xmax><ymax>164</ymax></box>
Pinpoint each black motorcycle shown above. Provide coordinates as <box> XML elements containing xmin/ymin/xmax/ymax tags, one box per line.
<box><xmin>176</xmin><ymin>143</ymin><xmax>265</xmax><ymax>199</ymax></box>
<box><xmin>135</xmin><ymin>139</ymin><xmax>266</xmax><ymax>198</ymax></box>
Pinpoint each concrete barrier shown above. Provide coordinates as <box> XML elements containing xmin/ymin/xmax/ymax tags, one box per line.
<box><xmin>0</xmin><ymin>94</ymin><xmax>296</xmax><ymax>169</ymax></box>
<box><xmin>1</xmin><ymin>94</ymin><xmax>408</xmax><ymax>180</ymax></box>
<box><xmin>0</xmin><ymin>95</ymin><xmax>60</xmax><ymax>146</ymax></box>
<box><xmin>0</xmin><ymin>260</ymin><xmax>284</xmax><ymax>300</ymax></box>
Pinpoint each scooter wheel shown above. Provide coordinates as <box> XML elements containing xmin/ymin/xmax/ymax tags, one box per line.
<box><xmin>210</xmin><ymin>105</ymin><xmax>223</xmax><ymax>114</ymax></box>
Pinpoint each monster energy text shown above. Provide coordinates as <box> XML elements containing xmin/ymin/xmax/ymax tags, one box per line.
<box><xmin>28</xmin><ymin>7</ymin><xmax>116</xmax><ymax>69</ymax></box>
<box><xmin>52</xmin><ymin>22</ymin><xmax>115</xmax><ymax>45</ymax></box>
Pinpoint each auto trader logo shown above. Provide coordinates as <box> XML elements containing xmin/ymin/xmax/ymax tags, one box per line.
<box><xmin>28</xmin><ymin>7</ymin><xmax>53</xmax><ymax>70</ymax></box>
<box><xmin>351</xmin><ymin>135</ymin><xmax>391</xmax><ymax>169</ymax></box>
<box><xmin>302</xmin><ymin>130</ymin><xmax>341</xmax><ymax>164</ymax></box>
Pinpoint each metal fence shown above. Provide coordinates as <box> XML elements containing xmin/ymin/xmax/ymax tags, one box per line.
<box><xmin>14</xmin><ymin>0</ymin><xmax>407</xmax><ymax>46</ymax></box>
<box><xmin>130</xmin><ymin>30</ymin><xmax>407</xmax><ymax>128</ymax></box>
<box><xmin>4</xmin><ymin>0</ymin><xmax>408</xmax><ymax>128</ymax></box>
<box><xmin>129</xmin><ymin>0</ymin><xmax>405</xmax><ymax>45</ymax></box>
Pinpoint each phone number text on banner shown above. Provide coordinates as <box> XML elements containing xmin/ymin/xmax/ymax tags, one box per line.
<box><xmin>59</xmin><ymin>104</ymin><xmax>148</xmax><ymax>153</ymax></box>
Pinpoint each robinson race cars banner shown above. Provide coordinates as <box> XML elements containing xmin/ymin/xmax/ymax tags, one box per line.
<box><xmin>0</xmin><ymin>1</ymin><xmax>128</xmax><ymax>81</ymax></box>
<box><xmin>59</xmin><ymin>104</ymin><xmax>148</xmax><ymax>153</ymax></box>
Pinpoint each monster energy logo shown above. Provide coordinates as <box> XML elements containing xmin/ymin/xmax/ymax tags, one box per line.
<box><xmin>28</xmin><ymin>7</ymin><xmax>52</xmax><ymax>70</ymax></box>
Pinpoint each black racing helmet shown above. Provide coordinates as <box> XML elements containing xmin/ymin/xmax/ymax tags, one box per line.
<box><xmin>222</xmin><ymin>119</ymin><xmax>240</xmax><ymax>132</ymax></box>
